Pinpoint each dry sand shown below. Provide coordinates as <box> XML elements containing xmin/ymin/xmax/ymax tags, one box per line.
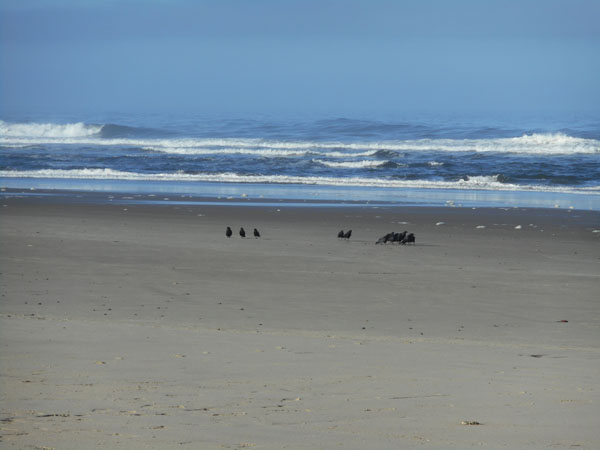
<box><xmin>1</xmin><ymin>193</ymin><xmax>599</xmax><ymax>449</ymax></box>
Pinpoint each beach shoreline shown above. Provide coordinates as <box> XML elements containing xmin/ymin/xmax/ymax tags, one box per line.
<box><xmin>1</xmin><ymin>193</ymin><xmax>599</xmax><ymax>449</ymax></box>
<box><xmin>3</xmin><ymin>176</ymin><xmax>600</xmax><ymax>211</ymax></box>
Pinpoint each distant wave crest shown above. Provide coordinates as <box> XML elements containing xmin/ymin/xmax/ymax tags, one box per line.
<box><xmin>99</xmin><ymin>123</ymin><xmax>165</xmax><ymax>138</ymax></box>
<box><xmin>2</xmin><ymin>121</ymin><xmax>598</xmax><ymax>155</ymax></box>
<box><xmin>0</xmin><ymin>120</ymin><xmax>102</xmax><ymax>138</ymax></box>
<box><xmin>312</xmin><ymin>159</ymin><xmax>388</xmax><ymax>168</ymax></box>
<box><xmin>135</xmin><ymin>133</ymin><xmax>600</xmax><ymax>156</ymax></box>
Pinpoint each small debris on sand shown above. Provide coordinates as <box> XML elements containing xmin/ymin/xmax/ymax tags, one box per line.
<box><xmin>461</xmin><ymin>420</ymin><xmax>481</xmax><ymax>425</ymax></box>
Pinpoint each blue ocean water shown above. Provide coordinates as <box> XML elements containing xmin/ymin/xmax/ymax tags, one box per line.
<box><xmin>1</xmin><ymin>112</ymin><xmax>599</xmax><ymax>209</ymax></box>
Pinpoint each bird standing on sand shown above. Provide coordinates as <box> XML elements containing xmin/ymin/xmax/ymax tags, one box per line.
<box><xmin>239</xmin><ymin>227</ymin><xmax>246</xmax><ymax>238</ymax></box>
<box><xmin>253</xmin><ymin>228</ymin><xmax>261</xmax><ymax>238</ymax></box>
<box><xmin>226</xmin><ymin>226</ymin><xmax>232</xmax><ymax>238</ymax></box>
<box><xmin>337</xmin><ymin>230</ymin><xmax>344</xmax><ymax>239</ymax></box>
<box><xmin>401</xmin><ymin>233</ymin><xmax>415</xmax><ymax>244</ymax></box>
<box><xmin>396</xmin><ymin>231</ymin><xmax>407</xmax><ymax>243</ymax></box>
<box><xmin>376</xmin><ymin>232</ymin><xmax>393</xmax><ymax>244</ymax></box>
<box><xmin>343</xmin><ymin>230</ymin><xmax>352</xmax><ymax>240</ymax></box>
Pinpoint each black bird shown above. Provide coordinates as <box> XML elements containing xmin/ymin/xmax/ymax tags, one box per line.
<box><xmin>226</xmin><ymin>226</ymin><xmax>232</xmax><ymax>238</ymax></box>
<box><xmin>401</xmin><ymin>233</ymin><xmax>415</xmax><ymax>244</ymax></box>
<box><xmin>343</xmin><ymin>229</ymin><xmax>352</xmax><ymax>240</ymax></box>
<box><xmin>239</xmin><ymin>227</ymin><xmax>246</xmax><ymax>238</ymax></box>
<box><xmin>253</xmin><ymin>228</ymin><xmax>261</xmax><ymax>238</ymax></box>
<box><xmin>376</xmin><ymin>232</ymin><xmax>393</xmax><ymax>244</ymax></box>
<box><xmin>396</xmin><ymin>231</ymin><xmax>407</xmax><ymax>243</ymax></box>
<box><xmin>337</xmin><ymin>230</ymin><xmax>344</xmax><ymax>239</ymax></box>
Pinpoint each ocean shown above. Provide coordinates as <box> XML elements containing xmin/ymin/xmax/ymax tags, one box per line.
<box><xmin>1</xmin><ymin>112</ymin><xmax>599</xmax><ymax>210</ymax></box>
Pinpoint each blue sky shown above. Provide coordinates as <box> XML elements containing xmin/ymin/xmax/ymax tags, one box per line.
<box><xmin>1</xmin><ymin>0</ymin><xmax>599</xmax><ymax>117</ymax></box>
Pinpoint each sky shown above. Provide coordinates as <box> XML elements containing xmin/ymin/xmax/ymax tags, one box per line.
<box><xmin>0</xmin><ymin>0</ymin><xmax>599</xmax><ymax>117</ymax></box>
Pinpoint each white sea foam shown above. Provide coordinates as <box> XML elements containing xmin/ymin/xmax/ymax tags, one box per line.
<box><xmin>143</xmin><ymin>145</ymin><xmax>310</xmax><ymax>157</ymax></box>
<box><xmin>140</xmin><ymin>143</ymin><xmax>379</xmax><ymax>158</ymax></box>
<box><xmin>312</xmin><ymin>159</ymin><xmax>387</xmax><ymax>168</ymax></box>
<box><xmin>309</xmin><ymin>133</ymin><xmax>599</xmax><ymax>155</ymax></box>
<box><xmin>0</xmin><ymin>120</ymin><xmax>102</xmax><ymax>138</ymax></box>
<box><xmin>1</xmin><ymin>123</ymin><xmax>598</xmax><ymax>156</ymax></box>
<box><xmin>2</xmin><ymin>169</ymin><xmax>599</xmax><ymax>194</ymax></box>
<box><xmin>0</xmin><ymin>134</ymin><xmax>376</xmax><ymax>158</ymax></box>
<box><xmin>142</xmin><ymin>145</ymin><xmax>378</xmax><ymax>158</ymax></box>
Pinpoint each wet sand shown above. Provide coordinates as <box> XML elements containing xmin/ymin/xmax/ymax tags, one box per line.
<box><xmin>1</xmin><ymin>193</ymin><xmax>599</xmax><ymax>449</ymax></box>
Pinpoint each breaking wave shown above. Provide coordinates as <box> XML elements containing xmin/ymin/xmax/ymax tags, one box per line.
<box><xmin>0</xmin><ymin>120</ymin><xmax>102</xmax><ymax>138</ymax></box>
<box><xmin>1</xmin><ymin>120</ymin><xmax>598</xmax><ymax>156</ymax></box>
<box><xmin>312</xmin><ymin>159</ymin><xmax>388</xmax><ymax>168</ymax></box>
<box><xmin>2</xmin><ymin>169</ymin><xmax>598</xmax><ymax>194</ymax></box>
<box><xmin>0</xmin><ymin>120</ymin><xmax>169</xmax><ymax>139</ymax></box>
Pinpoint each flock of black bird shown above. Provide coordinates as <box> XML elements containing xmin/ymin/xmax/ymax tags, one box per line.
<box><xmin>337</xmin><ymin>229</ymin><xmax>352</xmax><ymax>240</ymax></box>
<box><xmin>375</xmin><ymin>230</ymin><xmax>416</xmax><ymax>245</ymax></box>
<box><xmin>225</xmin><ymin>226</ymin><xmax>415</xmax><ymax>245</ymax></box>
<box><xmin>226</xmin><ymin>226</ymin><xmax>261</xmax><ymax>239</ymax></box>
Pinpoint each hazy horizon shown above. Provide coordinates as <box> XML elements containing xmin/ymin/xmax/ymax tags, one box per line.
<box><xmin>1</xmin><ymin>0</ymin><xmax>599</xmax><ymax>118</ymax></box>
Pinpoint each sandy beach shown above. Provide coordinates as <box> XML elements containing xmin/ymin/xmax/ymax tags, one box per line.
<box><xmin>1</xmin><ymin>192</ymin><xmax>599</xmax><ymax>449</ymax></box>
